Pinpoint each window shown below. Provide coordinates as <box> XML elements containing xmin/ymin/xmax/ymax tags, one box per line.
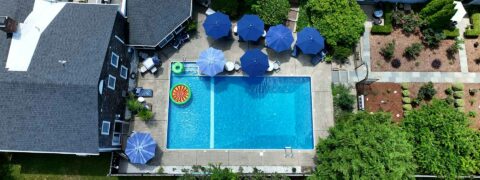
<box><xmin>101</xmin><ymin>121</ymin><xmax>110</xmax><ymax>135</ymax></box>
<box><xmin>112</xmin><ymin>133</ymin><xmax>121</xmax><ymax>146</ymax></box>
<box><xmin>107</xmin><ymin>75</ymin><xmax>116</xmax><ymax>90</ymax></box>
<box><xmin>110</xmin><ymin>52</ymin><xmax>119</xmax><ymax>68</ymax></box>
<box><xmin>120</xmin><ymin>65</ymin><xmax>128</xmax><ymax>79</ymax></box>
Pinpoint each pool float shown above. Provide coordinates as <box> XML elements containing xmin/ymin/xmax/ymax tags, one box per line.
<box><xmin>170</xmin><ymin>84</ymin><xmax>191</xmax><ymax>105</ymax></box>
<box><xmin>171</xmin><ymin>62</ymin><xmax>184</xmax><ymax>74</ymax></box>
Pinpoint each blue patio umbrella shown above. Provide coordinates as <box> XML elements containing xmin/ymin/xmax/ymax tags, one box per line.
<box><xmin>296</xmin><ymin>27</ymin><xmax>325</xmax><ymax>55</ymax></box>
<box><xmin>203</xmin><ymin>12</ymin><xmax>232</xmax><ymax>40</ymax></box>
<box><xmin>197</xmin><ymin>47</ymin><xmax>226</xmax><ymax>76</ymax></box>
<box><xmin>125</xmin><ymin>132</ymin><xmax>157</xmax><ymax>164</ymax></box>
<box><xmin>240</xmin><ymin>49</ymin><xmax>269</xmax><ymax>76</ymax></box>
<box><xmin>237</xmin><ymin>14</ymin><xmax>264</xmax><ymax>41</ymax></box>
<box><xmin>265</xmin><ymin>24</ymin><xmax>294</xmax><ymax>52</ymax></box>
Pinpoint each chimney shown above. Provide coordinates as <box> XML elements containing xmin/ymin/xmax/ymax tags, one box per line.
<box><xmin>0</xmin><ymin>16</ymin><xmax>18</xmax><ymax>33</ymax></box>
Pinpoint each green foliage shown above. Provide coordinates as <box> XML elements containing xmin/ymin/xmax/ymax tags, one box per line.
<box><xmin>468</xmin><ymin>111</ymin><xmax>477</xmax><ymax>118</ymax></box>
<box><xmin>211</xmin><ymin>0</ymin><xmax>240</xmax><ymax>17</ymax></box>
<box><xmin>404</xmin><ymin>43</ymin><xmax>424</xmax><ymax>60</ymax></box>
<box><xmin>206</xmin><ymin>164</ymin><xmax>239</xmax><ymax>180</ymax></box>
<box><xmin>422</xmin><ymin>28</ymin><xmax>446</xmax><ymax>48</ymax></box>
<box><xmin>453</xmin><ymin>83</ymin><xmax>464</xmax><ymax>91</ymax></box>
<box><xmin>332</xmin><ymin>84</ymin><xmax>355</xmax><ymax>114</ymax></box>
<box><xmin>313</xmin><ymin>112</ymin><xmax>415</xmax><ymax>179</ymax></box>
<box><xmin>453</xmin><ymin>91</ymin><xmax>464</xmax><ymax>99</ymax></box>
<box><xmin>127</xmin><ymin>99</ymin><xmax>143</xmax><ymax>112</ymax></box>
<box><xmin>251</xmin><ymin>0</ymin><xmax>290</xmax><ymax>25</ymax></box>
<box><xmin>403</xmin><ymin>97</ymin><xmax>412</xmax><ymax>104</ymax></box>
<box><xmin>403</xmin><ymin>104</ymin><xmax>413</xmax><ymax>111</ymax></box>
<box><xmin>138</xmin><ymin>109</ymin><xmax>154</xmax><ymax>121</ymax></box>
<box><xmin>392</xmin><ymin>11</ymin><xmax>424</xmax><ymax>34</ymax></box>
<box><xmin>401</xmin><ymin>83</ymin><xmax>410</xmax><ymax>90</ymax></box>
<box><xmin>371</xmin><ymin>24</ymin><xmax>393</xmax><ymax>34</ymax></box>
<box><xmin>445</xmin><ymin>87</ymin><xmax>453</xmax><ymax>95</ymax></box>
<box><xmin>417</xmin><ymin>82</ymin><xmax>437</xmax><ymax>101</ymax></box>
<box><xmin>380</xmin><ymin>40</ymin><xmax>396</xmax><ymax>60</ymax></box>
<box><xmin>402</xmin><ymin>100</ymin><xmax>480</xmax><ymax>178</ymax></box>
<box><xmin>455</xmin><ymin>99</ymin><xmax>465</xmax><ymax>107</ymax></box>
<box><xmin>402</xmin><ymin>90</ymin><xmax>410</xmax><ymax>97</ymax></box>
<box><xmin>447</xmin><ymin>38</ymin><xmax>464</xmax><ymax>56</ymax></box>
<box><xmin>470</xmin><ymin>99</ymin><xmax>476</xmax><ymax>105</ymax></box>
<box><xmin>332</xmin><ymin>46</ymin><xmax>352</xmax><ymax>64</ymax></box>
<box><xmin>465</xmin><ymin>14</ymin><xmax>480</xmax><ymax>38</ymax></box>
<box><xmin>469</xmin><ymin>88</ymin><xmax>478</xmax><ymax>96</ymax></box>
<box><xmin>306</xmin><ymin>0</ymin><xmax>366</xmax><ymax>48</ymax></box>
<box><xmin>186</xmin><ymin>20</ymin><xmax>198</xmax><ymax>33</ymax></box>
<box><xmin>443</xmin><ymin>28</ymin><xmax>459</xmax><ymax>39</ymax></box>
<box><xmin>296</xmin><ymin>2</ymin><xmax>311</xmax><ymax>32</ymax></box>
<box><xmin>445</xmin><ymin>96</ymin><xmax>455</xmax><ymax>105</ymax></box>
<box><xmin>420</xmin><ymin>0</ymin><xmax>456</xmax><ymax>30</ymax></box>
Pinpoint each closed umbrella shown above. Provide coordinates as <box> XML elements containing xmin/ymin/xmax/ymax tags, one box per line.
<box><xmin>296</xmin><ymin>27</ymin><xmax>325</xmax><ymax>55</ymax></box>
<box><xmin>265</xmin><ymin>24</ymin><xmax>294</xmax><ymax>52</ymax></box>
<box><xmin>240</xmin><ymin>49</ymin><xmax>269</xmax><ymax>76</ymax></box>
<box><xmin>237</xmin><ymin>14</ymin><xmax>264</xmax><ymax>41</ymax></box>
<box><xmin>197</xmin><ymin>47</ymin><xmax>226</xmax><ymax>76</ymax></box>
<box><xmin>203</xmin><ymin>12</ymin><xmax>232</xmax><ymax>40</ymax></box>
<box><xmin>125</xmin><ymin>132</ymin><xmax>157</xmax><ymax>164</ymax></box>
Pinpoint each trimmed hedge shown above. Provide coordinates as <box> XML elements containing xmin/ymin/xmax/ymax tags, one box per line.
<box><xmin>452</xmin><ymin>83</ymin><xmax>464</xmax><ymax>91</ymax></box>
<box><xmin>402</xmin><ymin>97</ymin><xmax>412</xmax><ymax>104</ymax></box>
<box><xmin>371</xmin><ymin>11</ymin><xmax>393</xmax><ymax>34</ymax></box>
<box><xmin>465</xmin><ymin>13</ymin><xmax>480</xmax><ymax>38</ymax></box>
<box><xmin>401</xmin><ymin>83</ymin><xmax>409</xmax><ymax>90</ymax></box>
<box><xmin>402</xmin><ymin>90</ymin><xmax>410</xmax><ymax>97</ymax></box>
<box><xmin>453</xmin><ymin>91</ymin><xmax>464</xmax><ymax>98</ymax></box>
<box><xmin>403</xmin><ymin>104</ymin><xmax>413</xmax><ymax>111</ymax></box>
<box><xmin>455</xmin><ymin>99</ymin><xmax>464</xmax><ymax>107</ymax></box>
<box><xmin>443</xmin><ymin>28</ymin><xmax>459</xmax><ymax>39</ymax></box>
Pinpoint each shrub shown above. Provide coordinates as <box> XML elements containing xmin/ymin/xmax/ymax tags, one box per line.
<box><xmin>457</xmin><ymin>107</ymin><xmax>465</xmax><ymax>112</ymax></box>
<box><xmin>469</xmin><ymin>88</ymin><xmax>478</xmax><ymax>96</ymax></box>
<box><xmin>452</xmin><ymin>83</ymin><xmax>464</xmax><ymax>91</ymax></box>
<box><xmin>380</xmin><ymin>40</ymin><xmax>395</xmax><ymax>60</ymax></box>
<box><xmin>404</xmin><ymin>43</ymin><xmax>424</xmax><ymax>60</ymax></box>
<box><xmin>211</xmin><ymin>0</ymin><xmax>240</xmax><ymax>17</ymax></box>
<box><xmin>371</xmin><ymin>24</ymin><xmax>393</xmax><ymax>34</ymax></box>
<box><xmin>443</xmin><ymin>28</ymin><xmax>459</xmax><ymax>39</ymax></box>
<box><xmin>418</xmin><ymin>82</ymin><xmax>437</xmax><ymax>100</ymax></box>
<box><xmin>403</xmin><ymin>104</ymin><xmax>413</xmax><ymax>111</ymax></box>
<box><xmin>332</xmin><ymin>84</ymin><xmax>355</xmax><ymax>113</ymax></box>
<box><xmin>469</xmin><ymin>99</ymin><xmax>476</xmax><ymax>105</ymax></box>
<box><xmin>138</xmin><ymin>108</ymin><xmax>154</xmax><ymax>121</ymax></box>
<box><xmin>468</xmin><ymin>111</ymin><xmax>477</xmax><ymax>118</ymax></box>
<box><xmin>402</xmin><ymin>90</ymin><xmax>410</xmax><ymax>97</ymax></box>
<box><xmin>251</xmin><ymin>0</ymin><xmax>290</xmax><ymax>25</ymax></box>
<box><xmin>453</xmin><ymin>91</ymin><xmax>464</xmax><ymax>98</ymax></box>
<box><xmin>420</xmin><ymin>0</ymin><xmax>456</xmax><ymax>30</ymax></box>
<box><xmin>431</xmin><ymin>59</ymin><xmax>442</xmax><ymax>69</ymax></box>
<box><xmin>127</xmin><ymin>99</ymin><xmax>143</xmax><ymax>113</ymax></box>
<box><xmin>445</xmin><ymin>96</ymin><xmax>455</xmax><ymax>105</ymax></box>
<box><xmin>401</xmin><ymin>83</ymin><xmax>409</xmax><ymax>90</ymax></box>
<box><xmin>455</xmin><ymin>99</ymin><xmax>465</xmax><ymax>107</ymax></box>
<box><xmin>402</xmin><ymin>97</ymin><xmax>412</xmax><ymax>104</ymax></box>
<box><xmin>332</xmin><ymin>46</ymin><xmax>352</xmax><ymax>64</ymax></box>
<box><xmin>445</xmin><ymin>87</ymin><xmax>453</xmax><ymax>95</ymax></box>
<box><xmin>447</xmin><ymin>38</ymin><xmax>464</xmax><ymax>57</ymax></box>
<box><xmin>186</xmin><ymin>20</ymin><xmax>198</xmax><ymax>33</ymax></box>
<box><xmin>392</xmin><ymin>11</ymin><xmax>424</xmax><ymax>34</ymax></box>
<box><xmin>391</xmin><ymin>58</ymin><xmax>401</xmax><ymax>68</ymax></box>
<box><xmin>465</xmin><ymin>13</ymin><xmax>480</xmax><ymax>38</ymax></box>
<box><xmin>422</xmin><ymin>28</ymin><xmax>446</xmax><ymax>47</ymax></box>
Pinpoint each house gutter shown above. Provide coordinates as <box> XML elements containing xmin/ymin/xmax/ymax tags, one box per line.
<box><xmin>0</xmin><ymin>149</ymin><xmax>98</xmax><ymax>156</ymax></box>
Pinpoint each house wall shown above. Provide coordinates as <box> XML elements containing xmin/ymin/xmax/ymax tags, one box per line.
<box><xmin>98</xmin><ymin>12</ymin><xmax>131</xmax><ymax>150</ymax></box>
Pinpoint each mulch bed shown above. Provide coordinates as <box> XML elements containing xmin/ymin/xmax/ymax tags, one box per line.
<box><xmin>370</xmin><ymin>29</ymin><xmax>461</xmax><ymax>72</ymax></box>
<box><xmin>465</xmin><ymin>38</ymin><xmax>480</xmax><ymax>72</ymax></box>
<box><xmin>463</xmin><ymin>84</ymin><xmax>480</xmax><ymax>129</ymax></box>
<box><xmin>357</xmin><ymin>83</ymin><xmax>403</xmax><ymax>122</ymax></box>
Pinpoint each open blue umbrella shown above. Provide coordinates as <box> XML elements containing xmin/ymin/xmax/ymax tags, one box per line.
<box><xmin>296</xmin><ymin>27</ymin><xmax>325</xmax><ymax>55</ymax></box>
<box><xmin>125</xmin><ymin>132</ymin><xmax>157</xmax><ymax>164</ymax></box>
<box><xmin>237</xmin><ymin>14</ymin><xmax>264</xmax><ymax>41</ymax></box>
<box><xmin>240</xmin><ymin>49</ymin><xmax>269</xmax><ymax>76</ymax></box>
<box><xmin>266</xmin><ymin>25</ymin><xmax>294</xmax><ymax>52</ymax></box>
<box><xmin>203</xmin><ymin>12</ymin><xmax>232</xmax><ymax>40</ymax></box>
<box><xmin>197</xmin><ymin>47</ymin><xmax>226</xmax><ymax>76</ymax></box>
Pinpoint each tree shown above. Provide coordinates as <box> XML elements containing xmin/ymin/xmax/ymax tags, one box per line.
<box><xmin>251</xmin><ymin>0</ymin><xmax>290</xmax><ymax>25</ymax></box>
<box><xmin>420</xmin><ymin>0</ymin><xmax>456</xmax><ymax>30</ymax></box>
<box><xmin>332</xmin><ymin>84</ymin><xmax>355</xmax><ymax>118</ymax></box>
<box><xmin>402</xmin><ymin>100</ymin><xmax>480</xmax><ymax>178</ymax></box>
<box><xmin>211</xmin><ymin>0</ymin><xmax>240</xmax><ymax>17</ymax></box>
<box><xmin>312</xmin><ymin>112</ymin><xmax>415</xmax><ymax>179</ymax></box>
<box><xmin>306</xmin><ymin>0</ymin><xmax>366</xmax><ymax>48</ymax></box>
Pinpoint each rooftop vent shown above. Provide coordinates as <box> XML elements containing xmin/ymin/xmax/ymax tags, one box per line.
<box><xmin>0</xmin><ymin>16</ymin><xmax>18</xmax><ymax>33</ymax></box>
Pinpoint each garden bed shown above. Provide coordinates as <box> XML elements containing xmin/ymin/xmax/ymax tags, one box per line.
<box><xmin>357</xmin><ymin>83</ymin><xmax>403</xmax><ymax>122</ymax></box>
<box><xmin>465</xmin><ymin>38</ymin><xmax>480</xmax><ymax>72</ymax></box>
<box><xmin>370</xmin><ymin>29</ymin><xmax>461</xmax><ymax>72</ymax></box>
<box><xmin>463</xmin><ymin>84</ymin><xmax>480</xmax><ymax>129</ymax></box>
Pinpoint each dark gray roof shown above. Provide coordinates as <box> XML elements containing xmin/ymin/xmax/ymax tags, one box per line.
<box><xmin>0</xmin><ymin>3</ymin><xmax>119</xmax><ymax>154</ymax></box>
<box><xmin>127</xmin><ymin>0</ymin><xmax>192</xmax><ymax>46</ymax></box>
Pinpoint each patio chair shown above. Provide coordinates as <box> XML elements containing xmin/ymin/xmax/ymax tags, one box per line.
<box><xmin>139</xmin><ymin>66</ymin><xmax>148</xmax><ymax>74</ymax></box>
<box><xmin>133</xmin><ymin>87</ymin><xmax>153</xmax><ymax>97</ymax></box>
<box><xmin>150</xmin><ymin>67</ymin><xmax>158</xmax><ymax>74</ymax></box>
<box><xmin>273</xmin><ymin>61</ymin><xmax>280</xmax><ymax>71</ymax></box>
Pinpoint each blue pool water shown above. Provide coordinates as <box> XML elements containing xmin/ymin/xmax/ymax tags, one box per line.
<box><xmin>167</xmin><ymin>64</ymin><xmax>313</xmax><ymax>149</ymax></box>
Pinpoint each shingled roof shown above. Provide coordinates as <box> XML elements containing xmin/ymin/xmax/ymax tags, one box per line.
<box><xmin>0</xmin><ymin>2</ymin><xmax>118</xmax><ymax>154</ymax></box>
<box><xmin>127</xmin><ymin>0</ymin><xmax>192</xmax><ymax>46</ymax></box>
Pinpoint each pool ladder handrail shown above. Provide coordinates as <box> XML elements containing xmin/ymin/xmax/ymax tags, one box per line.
<box><xmin>284</xmin><ymin>146</ymin><xmax>293</xmax><ymax>158</ymax></box>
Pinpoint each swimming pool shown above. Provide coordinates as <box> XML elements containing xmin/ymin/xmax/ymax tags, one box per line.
<box><xmin>167</xmin><ymin>63</ymin><xmax>313</xmax><ymax>149</ymax></box>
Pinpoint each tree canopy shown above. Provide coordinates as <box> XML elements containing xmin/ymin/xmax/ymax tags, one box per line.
<box><xmin>402</xmin><ymin>100</ymin><xmax>480</xmax><ymax>178</ymax></box>
<box><xmin>419</xmin><ymin>0</ymin><xmax>456</xmax><ymax>30</ymax></box>
<box><xmin>306</xmin><ymin>0</ymin><xmax>366</xmax><ymax>48</ymax></box>
<box><xmin>312</xmin><ymin>112</ymin><xmax>415</xmax><ymax>180</ymax></box>
<box><xmin>251</xmin><ymin>0</ymin><xmax>290</xmax><ymax>25</ymax></box>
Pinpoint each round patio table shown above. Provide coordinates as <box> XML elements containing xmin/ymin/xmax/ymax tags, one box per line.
<box><xmin>374</xmin><ymin>10</ymin><xmax>383</xmax><ymax>18</ymax></box>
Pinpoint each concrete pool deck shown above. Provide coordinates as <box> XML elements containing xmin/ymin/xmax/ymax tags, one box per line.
<box><xmin>118</xmin><ymin>6</ymin><xmax>334</xmax><ymax>175</ymax></box>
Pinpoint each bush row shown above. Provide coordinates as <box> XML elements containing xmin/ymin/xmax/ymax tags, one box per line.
<box><xmin>465</xmin><ymin>13</ymin><xmax>480</xmax><ymax>38</ymax></box>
